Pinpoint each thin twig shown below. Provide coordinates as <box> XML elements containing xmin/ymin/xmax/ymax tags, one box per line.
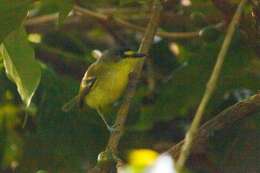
<box><xmin>167</xmin><ymin>93</ymin><xmax>260</xmax><ymax>159</ymax></box>
<box><xmin>175</xmin><ymin>0</ymin><xmax>248</xmax><ymax>172</ymax></box>
<box><xmin>74</xmin><ymin>5</ymin><xmax>199</xmax><ymax>39</ymax></box>
<box><xmin>25</xmin><ymin>14</ymin><xmax>59</xmax><ymax>25</ymax></box>
<box><xmin>88</xmin><ymin>1</ymin><xmax>162</xmax><ymax>173</ymax></box>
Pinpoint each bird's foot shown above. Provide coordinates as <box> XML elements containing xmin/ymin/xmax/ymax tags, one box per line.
<box><xmin>106</xmin><ymin>123</ymin><xmax>120</xmax><ymax>133</ymax></box>
<box><xmin>97</xmin><ymin>149</ymin><xmax>121</xmax><ymax>165</ymax></box>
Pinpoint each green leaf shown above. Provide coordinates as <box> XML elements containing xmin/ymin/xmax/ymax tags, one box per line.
<box><xmin>0</xmin><ymin>27</ymin><xmax>41</xmax><ymax>106</ymax></box>
<box><xmin>0</xmin><ymin>0</ymin><xmax>31</xmax><ymax>43</ymax></box>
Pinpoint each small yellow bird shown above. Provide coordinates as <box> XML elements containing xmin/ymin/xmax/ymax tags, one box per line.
<box><xmin>62</xmin><ymin>49</ymin><xmax>145</xmax><ymax>131</ymax></box>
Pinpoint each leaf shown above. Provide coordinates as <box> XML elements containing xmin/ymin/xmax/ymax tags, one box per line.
<box><xmin>0</xmin><ymin>27</ymin><xmax>41</xmax><ymax>106</ymax></box>
<box><xmin>0</xmin><ymin>0</ymin><xmax>31</xmax><ymax>43</ymax></box>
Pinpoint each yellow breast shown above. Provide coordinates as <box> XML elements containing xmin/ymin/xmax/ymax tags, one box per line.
<box><xmin>85</xmin><ymin>58</ymin><xmax>142</xmax><ymax>109</ymax></box>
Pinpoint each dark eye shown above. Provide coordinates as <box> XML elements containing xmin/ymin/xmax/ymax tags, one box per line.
<box><xmin>123</xmin><ymin>50</ymin><xmax>135</xmax><ymax>57</ymax></box>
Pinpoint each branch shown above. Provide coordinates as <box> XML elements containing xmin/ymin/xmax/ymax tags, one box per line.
<box><xmin>74</xmin><ymin>5</ymin><xmax>199</xmax><ymax>39</ymax></box>
<box><xmin>167</xmin><ymin>93</ymin><xmax>260</xmax><ymax>159</ymax></box>
<box><xmin>107</xmin><ymin>0</ymin><xmax>161</xmax><ymax>160</ymax></box>
<box><xmin>88</xmin><ymin>0</ymin><xmax>162</xmax><ymax>173</ymax></box>
<box><xmin>25</xmin><ymin>14</ymin><xmax>59</xmax><ymax>26</ymax></box>
<box><xmin>175</xmin><ymin>0</ymin><xmax>248</xmax><ymax>172</ymax></box>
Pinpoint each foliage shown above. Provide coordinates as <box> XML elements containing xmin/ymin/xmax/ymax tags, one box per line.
<box><xmin>1</xmin><ymin>27</ymin><xmax>41</xmax><ymax>106</ymax></box>
<box><xmin>0</xmin><ymin>0</ymin><xmax>31</xmax><ymax>43</ymax></box>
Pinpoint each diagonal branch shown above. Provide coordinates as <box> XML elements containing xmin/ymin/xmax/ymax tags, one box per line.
<box><xmin>175</xmin><ymin>0</ymin><xmax>248</xmax><ymax>172</ymax></box>
<box><xmin>106</xmin><ymin>0</ymin><xmax>161</xmax><ymax>155</ymax></box>
<box><xmin>88</xmin><ymin>0</ymin><xmax>162</xmax><ymax>173</ymax></box>
<box><xmin>74</xmin><ymin>5</ymin><xmax>198</xmax><ymax>39</ymax></box>
<box><xmin>167</xmin><ymin>93</ymin><xmax>260</xmax><ymax>159</ymax></box>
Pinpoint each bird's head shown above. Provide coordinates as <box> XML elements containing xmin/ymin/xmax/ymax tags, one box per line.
<box><xmin>122</xmin><ymin>50</ymin><xmax>146</xmax><ymax>59</ymax></box>
<box><xmin>91</xmin><ymin>48</ymin><xmax>146</xmax><ymax>62</ymax></box>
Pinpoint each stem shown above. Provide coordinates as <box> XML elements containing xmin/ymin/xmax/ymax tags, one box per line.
<box><xmin>89</xmin><ymin>0</ymin><xmax>162</xmax><ymax>173</ymax></box>
<box><xmin>74</xmin><ymin>5</ymin><xmax>198</xmax><ymax>39</ymax></box>
<box><xmin>107</xmin><ymin>0</ymin><xmax>161</xmax><ymax>153</ymax></box>
<box><xmin>175</xmin><ymin>0</ymin><xmax>248</xmax><ymax>172</ymax></box>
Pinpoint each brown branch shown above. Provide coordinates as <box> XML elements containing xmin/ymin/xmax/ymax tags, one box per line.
<box><xmin>88</xmin><ymin>1</ymin><xmax>162</xmax><ymax>173</ymax></box>
<box><xmin>167</xmin><ymin>93</ymin><xmax>260</xmax><ymax>159</ymax></box>
<box><xmin>74</xmin><ymin>5</ymin><xmax>199</xmax><ymax>39</ymax></box>
<box><xmin>175</xmin><ymin>0</ymin><xmax>248</xmax><ymax>172</ymax></box>
<box><xmin>25</xmin><ymin>14</ymin><xmax>59</xmax><ymax>26</ymax></box>
<box><xmin>107</xmin><ymin>0</ymin><xmax>161</xmax><ymax>160</ymax></box>
<box><xmin>24</xmin><ymin>9</ymin><xmax>199</xmax><ymax>41</ymax></box>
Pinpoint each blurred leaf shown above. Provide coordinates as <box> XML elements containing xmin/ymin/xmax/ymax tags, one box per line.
<box><xmin>0</xmin><ymin>102</ymin><xmax>22</xmax><ymax>170</ymax></box>
<box><xmin>0</xmin><ymin>27</ymin><xmax>41</xmax><ymax>106</ymax></box>
<box><xmin>0</xmin><ymin>0</ymin><xmax>31</xmax><ymax>43</ymax></box>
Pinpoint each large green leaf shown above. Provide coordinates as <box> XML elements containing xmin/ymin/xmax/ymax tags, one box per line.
<box><xmin>0</xmin><ymin>27</ymin><xmax>41</xmax><ymax>106</ymax></box>
<box><xmin>0</xmin><ymin>0</ymin><xmax>31</xmax><ymax>43</ymax></box>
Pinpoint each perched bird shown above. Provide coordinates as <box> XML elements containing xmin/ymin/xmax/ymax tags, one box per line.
<box><xmin>62</xmin><ymin>49</ymin><xmax>145</xmax><ymax>131</ymax></box>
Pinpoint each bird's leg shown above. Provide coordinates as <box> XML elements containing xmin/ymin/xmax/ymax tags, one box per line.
<box><xmin>97</xmin><ymin>108</ymin><xmax>117</xmax><ymax>133</ymax></box>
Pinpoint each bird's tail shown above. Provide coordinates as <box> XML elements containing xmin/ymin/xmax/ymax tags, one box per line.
<box><xmin>62</xmin><ymin>95</ymin><xmax>79</xmax><ymax>112</ymax></box>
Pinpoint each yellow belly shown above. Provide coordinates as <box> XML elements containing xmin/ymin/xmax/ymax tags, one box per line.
<box><xmin>85</xmin><ymin>58</ymin><xmax>141</xmax><ymax>109</ymax></box>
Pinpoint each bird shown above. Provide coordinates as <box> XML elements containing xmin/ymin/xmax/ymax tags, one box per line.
<box><xmin>62</xmin><ymin>49</ymin><xmax>145</xmax><ymax>132</ymax></box>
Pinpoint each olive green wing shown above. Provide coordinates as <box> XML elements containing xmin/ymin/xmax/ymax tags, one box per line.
<box><xmin>78</xmin><ymin>76</ymin><xmax>96</xmax><ymax>108</ymax></box>
<box><xmin>62</xmin><ymin>75</ymin><xmax>96</xmax><ymax>112</ymax></box>
<box><xmin>62</xmin><ymin>63</ymin><xmax>99</xmax><ymax>112</ymax></box>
